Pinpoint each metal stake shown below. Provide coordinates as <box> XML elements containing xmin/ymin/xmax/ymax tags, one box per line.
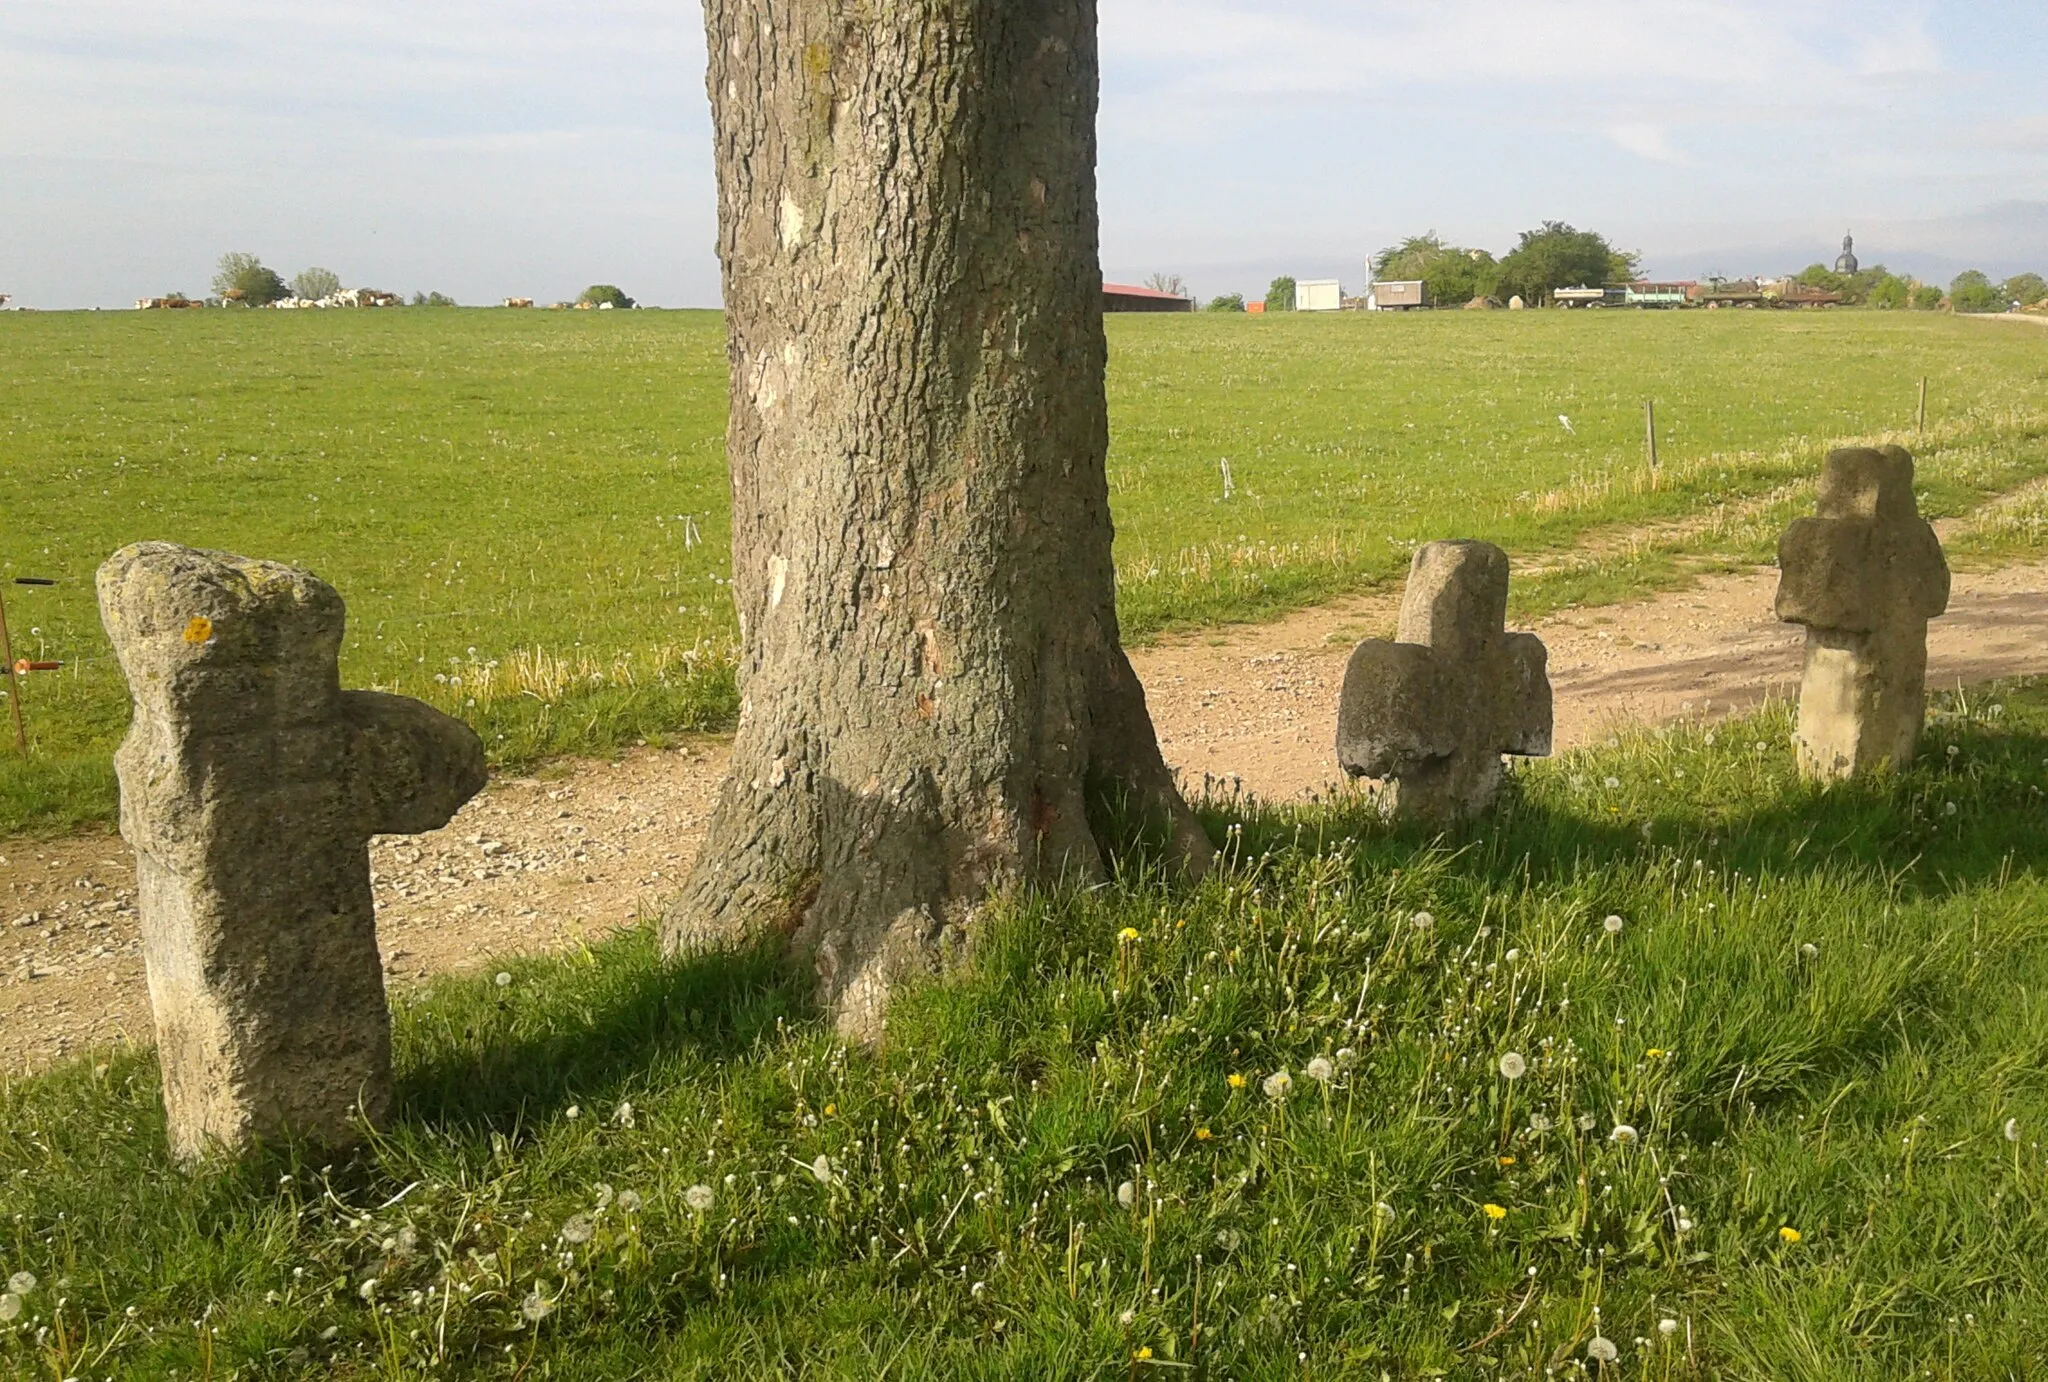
<box><xmin>0</xmin><ymin>584</ymin><xmax>24</xmax><ymax>757</ymax></box>
<box><xmin>1</xmin><ymin>578</ymin><xmax>56</xmax><ymax>758</ymax></box>
<box><xmin>1644</xmin><ymin>399</ymin><xmax>1659</xmax><ymax>471</ymax></box>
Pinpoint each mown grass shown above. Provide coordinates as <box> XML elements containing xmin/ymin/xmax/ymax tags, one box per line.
<box><xmin>4</xmin><ymin>308</ymin><xmax>2046</xmax><ymax>836</ymax></box>
<box><xmin>2</xmin><ymin>681</ymin><xmax>2043</xmax><ymax>1379</ymax></box>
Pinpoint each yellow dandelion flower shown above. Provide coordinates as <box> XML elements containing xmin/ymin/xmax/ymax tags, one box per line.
<box><xmin>1227</xmin><ymin>1073</ymin><xmax>1247</xmax><ymax>1090</ymax></box>
<box><xmin>1195</xmin><ymin>1127</ymin><xmax>1213</xmax><ymax>1142</ymax></box>
<box><xmin>1133</xmin><ymin>1346</ymin><xmax>1152</xmax><ymax>1360</ymax></box>
<box><xmin>1483</xmin><ymin>1203</ymin><xmax>1507</xmax><ymax>1221</ymax></box>
<box><xmin>1779</xmin><ymin>1226</ymin><xmax>1802</xmax><ymax>1244</ymax></box>
<box><xmin>1646</xmin><ymin>1047</ymin><xmax>1666</xmax><ymax>1059</ymax></box>
<box><xmin>823</xmin><ymin>1103</ymin><xmax>836</xmax><ymax>1117</ymax></box>
<box><xmin>1498</xmin><ymin>1155</ymin><xmax>1515</xmax><ymax>1167</ymax></box>
<box><xmin>1118</xmin><ymin>927</ymin><xmax>1141</xmax><ymax>943</ymax></box>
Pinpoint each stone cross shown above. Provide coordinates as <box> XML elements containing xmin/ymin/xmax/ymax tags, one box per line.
<box><xmin>1775</xmin><ymin>445</ymin><xmax>1949</xmax><ymax>781</ymax></box>
<box><xmin>1336</xmin><ymin>540</ymin><xmax>1551</xmax><ymax>822</ymax></box>
<box><xmin>97</xmin><ymin>542</ymin><xmax>485</xmax><ymax>1159</ymax></box>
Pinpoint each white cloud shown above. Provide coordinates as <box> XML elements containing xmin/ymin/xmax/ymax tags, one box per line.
<box><xmin>1608</xmin><ymin>123</ymin><xmax>1684</xmax><ymax>163</ymax></box>
<box><xmin>1852</xmin><ymin>15</ymin><xmax>1944</xmax><ymax>75</ymax></box>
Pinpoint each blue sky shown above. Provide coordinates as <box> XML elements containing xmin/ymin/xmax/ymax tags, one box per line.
<box><xmin>2</xmin><ymin>1</ymin><xmax>2044</xmax><ymax>308</ymax></box>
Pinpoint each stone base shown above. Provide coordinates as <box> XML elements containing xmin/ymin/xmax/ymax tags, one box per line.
<box><xmin>1794</xmin><ymin>623</ymin><xmax>1929</xmax><ymax>781</ymax></box>
<box><xmin>1370</xmin><ymin>750</ymin><xmax>1507</xmax><ymax>825</ymax></box>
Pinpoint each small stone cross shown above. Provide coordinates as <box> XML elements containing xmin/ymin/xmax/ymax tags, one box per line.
<box><xmin>1775</xmin><ymin>445</ymin><xmax>1949</xmax><ymax>780</ymax></box>
<box><xmin>1336</xmin><ymin>540</ymin><xmax>1552</xmax><ymax>822</ymax></box>
<box><xmin>98</xmin><ymin>543</ymin><xmax>486</xmax><ymax>1159</ymax></box>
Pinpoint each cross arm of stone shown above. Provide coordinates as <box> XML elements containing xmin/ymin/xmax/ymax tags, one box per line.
<box><xmin>1775</xmin><ymin>445</ymin><xmax>1950</xmax><ymax>632</ymax></box>
<box><xmin>1776</xmin><ymin>518</ymin><xmax>1950</xmax><ymax>630</ymax></box>
<box><xmin>1334</xmin><ymin>641</ymin><xmax>1459</xmax><ymax>779</ymax></box>
<box><xmin>1493</xmin><ymin>632</ymin><xmax>1553</xmax><ymax>758</ymax></box>
<box><xmin>343</xmin><ymin>691</ymin><xmax>487</xmax><ymax>834</ymax></box>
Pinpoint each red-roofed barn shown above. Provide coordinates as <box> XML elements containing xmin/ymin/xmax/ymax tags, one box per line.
<box><xmin>1103</xmin><ymin>282</ymin><xmax>1193</xmax><ymax>313</ymax></box>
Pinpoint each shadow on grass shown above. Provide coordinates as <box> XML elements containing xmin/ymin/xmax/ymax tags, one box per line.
<box><xmin>392</xmin><ymin>931</ymin><xmax>815</xmax><ymax>1131</ymax></box>
<box><xmin>1195</xmin><ymin>711</ymin><xmax>2048</xmax><ymax>900</ymax></box>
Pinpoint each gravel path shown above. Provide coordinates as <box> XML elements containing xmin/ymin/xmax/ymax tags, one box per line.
<box><xmin>4</xmin><ymin>560</ymin><xmax>2044</xmax><ymax>1073</ymax></box>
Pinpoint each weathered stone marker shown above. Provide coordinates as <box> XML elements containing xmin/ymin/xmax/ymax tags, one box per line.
<box><xmin>98</xmin><ymin>543</ymin><xmax>485</xmax><ymax>1158</ymax></box>
<box><xmin>1775</xmin><ymin>445</ymin><xmax>1949</xmax><ymax>780</ymax></box>
<box><xmin>1336</xmin><ymin>540</ymin><xmax>1551</xmax><ymax>822</ymax></box>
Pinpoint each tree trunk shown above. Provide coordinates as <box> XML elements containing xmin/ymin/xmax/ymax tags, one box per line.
<box><xmin>665</xmin><ymin>0</ymin><xmax>1212</xmax><ymax>1039</ymax></box>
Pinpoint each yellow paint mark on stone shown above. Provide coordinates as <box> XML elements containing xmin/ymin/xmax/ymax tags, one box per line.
<box><xmin>183</xmin><ymin>616</ymin><xmax>214</xmax><ymax>645</ymax></box>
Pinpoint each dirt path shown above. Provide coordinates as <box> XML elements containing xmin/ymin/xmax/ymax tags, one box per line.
<box><xmin>4</xmin><ymin>561</ymin><xmax>2045</xmax><ymax>1073</ymax></box>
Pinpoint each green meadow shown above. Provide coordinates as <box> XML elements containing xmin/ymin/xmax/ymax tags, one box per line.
<box><xmin>3</xmin><ymin>308</ymin><xmax>2046</xmax><ymax>835</ymax></box>
<box><xmin>1</xmin><ymin>686</ymin><xmax>2043</xmax><ymax>1377</ymax></box>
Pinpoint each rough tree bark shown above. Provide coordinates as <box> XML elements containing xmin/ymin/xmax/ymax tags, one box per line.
<box><xmin>663</xmin><ymin>0</ymin><xmax>1212</xmax><ymax>1038</ymax></box>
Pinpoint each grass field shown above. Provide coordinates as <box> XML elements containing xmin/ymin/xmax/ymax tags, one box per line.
<box><xmin>1</xmin><ymin>682</ymin><xmax>2042</xmax><ymax>1378</ymax></box>
<box><xmin>3</xmin><ymin>308</ymin><xmax>2046</xmax><ymax>836</ymax></box>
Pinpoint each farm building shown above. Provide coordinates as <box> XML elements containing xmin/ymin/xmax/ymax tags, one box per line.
<box><xmin>1103</xmin><ymin>282</ymin><xmax>1193</xmax><ymax>313</ymax></box>
<box><xmin>1366</xmin><ymin>280</ymin><xmax>1425</xmax><ymax>311</ymax></box>
<box><xmin>1296</xmin><ymin>279</ymin><xmax>1343</xmax><ymax>312</ymax></box>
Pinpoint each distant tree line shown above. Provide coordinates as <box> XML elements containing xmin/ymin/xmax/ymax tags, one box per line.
<box><xmin>1368</xmin><ymin>224</ymin><xmax>1640</xmax><ymax>308</ymax></box>
<box><xmin>1166</xmin><ymin>225</ymin><xmax>2047</xmax><ymax>315</ymax></box>
<box><xmin>196</xmin><ymin>254</ymin><xmax>644</xmax><ymax>311</ymax></box>
<box><xmin>1789</xmin><ymin>262</ymin><xmax>2043</xmax><ymax>313</ymax></box>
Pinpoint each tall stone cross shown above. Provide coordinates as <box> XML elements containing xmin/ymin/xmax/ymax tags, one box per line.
<box><xmin>1775</xmin><ymin>445</ymin><xmax>1949</xmax><ymax>780</ymax></box>
<box><xmin>1336</xmin><ymin>540</ymin><xmax>1551</xmax><ymax>822</ymax></box>
<box><xmin>98</xmin><ymin>543</ymin><xmax>485</xmax><ymax>1159</ymax></box>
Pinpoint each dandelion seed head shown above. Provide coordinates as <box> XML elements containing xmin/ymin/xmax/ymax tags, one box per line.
<box><xmin>1306</xmin><ymin>1056</ymin><xmax>1334</xmax><ymax>1083</ymax></box>
<box><xmin>1411</xmin><ymin>910</ymin><xmax>1434</xmax><ymax>929</ymax></box>
<box><xmin>6</xmin><ymin>1272</ymin><xmax>33</xmax><ymax>1295</ymax></box>
<box><xmin>1498</xmin><ymin>1052</ymin><xmax>1527</xmax><ymax>1080</ymax></box>
<box><xmin>1659</xmin><ymin>1318</ymin><xmax>1679</xmax><ymax>1337</ymax></box>
<box><xmin>2005</xmin><ymin>1117</ymin><xmax>2022</xmax><ymax>1143</ymax></box>
<box><xmin>617</xmin><ymin>1190</ymin><xmax>644</xmax><ymax>1213</ymax></box>
<box><xmin>559</xmin><ymin>1213</ymin><xmax>594</xmax><ymax>1244</ymax></box>
<box><xmin>520</xmin><ymin>1291</ymin><xmax>554</xmax><ymax>1323</ymax></box>
<box><xmin>564</xmin><ymin>1105</ymin><xmax>580</xmax><ymax>1121</ymax></box>
<box><xmin>1610</xmin><ymin>1123</ymin><xmax>1639</xmax><ymax>1145</ymax></box>
<box><xmin>1800</xmin><ymin>942</ymin><xmax>1819</xmax><ymax>959</ymax></box>
<box><xmin>358</xmin><ymin>1277</ymin><xmax>379</xmax><ymax>1301</ymax></box>
<box><xmin>1117</xmin><ymin>1180</ymin><xmax>1136</xmax><ymax>1208</ymax></box>
<box><xmin>810</xmin><ymin>1154</ymin><xmax>833</xmax><ymax>1185</ymax></box>
<box><xmin>1262</xmin><ymin>1069</ymin><xmax>1293</xmax><ymax>1100</ymax></box>
<box><xmin>0</xmin><ymin>1294</ymin><xmax>19</xmax><ymax>1322</ymax></box>
<box><xmin>1603</xmin><ymin>914</ymin><xmax>1625</xmax><ymax>934</ymax></box>
<box><xmin>1587</xmin><ymin>1335</ymin><xmax>1618</xmax><ymax>1362</ymax></box>
<box><xmin>494</xmin><ymin>972</ymin><xmax>512</xmax><ymax>988</ymax></box>
<box><xmin>1528</xmin><ymin>1113</ymin><xmax>1553</xmax><ymax>1133</ymax></box>
<box><xmin>685</xmin><ymin>1184</ymin><xmax>715</xmax><ymax>1213</ymax></box>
